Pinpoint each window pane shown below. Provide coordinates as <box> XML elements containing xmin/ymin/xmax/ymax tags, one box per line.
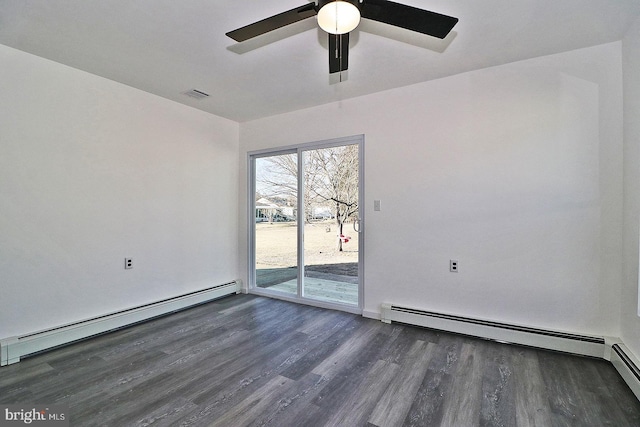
<box><xmin>302</xmin><ymin>145</ymin><xmax>359</xmax><ymax>305</ymax></box>
<box><xmin>255</xmin><ymin>154</ymin><xmax>298</xmax><ymax>295</ymax></box>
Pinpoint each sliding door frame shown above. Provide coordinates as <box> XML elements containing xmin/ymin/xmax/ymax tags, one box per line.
<box><xmin>248</xmin><ymin>134</ymin><xmax>364</xmax><ymax>314</ymax></box>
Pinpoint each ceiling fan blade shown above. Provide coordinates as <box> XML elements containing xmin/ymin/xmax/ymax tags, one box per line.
<box><xmin>226</xmin><ymin>3</ymin><xmax>317</xmax><ymax>42</ymax></box>
<box><xmin>329</xmin><ymin>33</ymin><xmax>349</xmax><ymax>74</ymax></box>
<box><xmin>360</xmin><ymin>0</ymin><xmax>458</xmax><ymax>39</ymax></box>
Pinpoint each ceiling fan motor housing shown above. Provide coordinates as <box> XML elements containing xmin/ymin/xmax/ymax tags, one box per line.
<box><xmin>317</xmin><ymin>0</ymin><xmax>362</xmax><ymax>35</ymax></box>
<box><xmin>317</xmin><ymin>0</ymin><xmax>361</xmax><ymax>10</ymax></box>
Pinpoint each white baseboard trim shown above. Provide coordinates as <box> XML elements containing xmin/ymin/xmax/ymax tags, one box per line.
<box><xmin>362</xmin><ymin>310</ymin><xmax>381</xmax><ymax>320</ymax></box>
<box><xmin>0</xmin><ymin>281</ymin><xmax>241</xmax><ymax>366</ymax></box>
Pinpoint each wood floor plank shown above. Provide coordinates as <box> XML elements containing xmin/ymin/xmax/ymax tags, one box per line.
<box><xmin>569</xmin><ymin>357</ymin><xmax>631</xmax><ymax>426</ymax></box>
<box><xmin>100</xmin><ymin>396</ymin><xmax>198</xmax><ymax>427</ymax></box>
<box><xmin>324</xmin><ymin>359</ymin><xmax>400</xmax><ymax>426</ymax></box>
<box><xmin>207</xmin><ymin>375</ymin><xmax>296</xmax><ymax>427</ymax></box>
<box><xmin>258</xmin><ymin>400</ymin><xmax>328</xmax><ymax>427</ymax></box>
<box><xmin>538</xmin><ymin>350</ymin><xmax>587</xmax><ymax>426</ymax></box>
<box><xmin>594</xmin><ymin>357</ymin><xmax>640</xmax><ymax>425</ymax></box>
<box><xmin>247</xmin><ymin>317</ymin><xmax>383</xmax><ymax>424</ymax></box>
<box><xmin>296</xmin><ymin>308</ymin><xmax>353</xmax><ymax>336</ymax></box>
<box><xmin>368</xmin><ymin>340</ymin><xmax>436</xmax><ymax>426</ymax></box>
<box><xmin>512</xmin><ymin>348</ymin><xmax>553</xmax><ymax>427</ymax></box>
<box><xmin>380</xmin><ymin>326</ymin><xmax>437</xmax><ymax>366</ymax></box>
<box><xmin>280</xmin><ymin>316</ymin><xmax>359</xmax><ymax>381</ymax></box>
<box><xmin>0</xmin><ymin>360</ymin><xmax>54</xmax><ymax>393</ymax></box>
<box><xmin>184</xmin><ymin>331</ymin><xmax>319</xmax><ymax>416</ymax></box>
<box><xmin>480</xmin><ymin>343</ymin><xmax>517</xmax><ymax>426</ymax></box>
<box><xmin>311</xmin><ymin>318</ymin><xmax>383</xmax><ymax>378</ymax></box>
<box><xmin>311</xmin><ymin>331</ymin><xmax>390</xmax><ymax>410</ymax></box>
<box><xmin>246</xmin><ymin>372</ymin><xmax>329</xmax><ymax>427</ymax></box>
<box><xmin>439</xmin><ymin>341</ymin><xmax>486</xmax><ymax>427</ymax></box>
<box><xmin>550</xmin><ymin>353</ymin><xmax>636</xmax><ymax>427</ymax></box>
<box><xmin>402</xmin><ymin>334</ymin><xmax>463</xmax><ymax>427</ymax></box>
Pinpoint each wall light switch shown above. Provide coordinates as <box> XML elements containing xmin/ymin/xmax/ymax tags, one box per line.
<box><xmin>374</xmin><ymin>200</ymin><xmax>381</xmax><ymax>211</ymax></box>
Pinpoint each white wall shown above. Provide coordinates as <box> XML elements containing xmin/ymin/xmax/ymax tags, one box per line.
<box><xmin>0</xmin><ymin>45</ymin><xmax>239</xmax><ymax>338</ymax></box>
<box><xmin>239</xmin><ymin>42</ymin><xmax>623</xmax><ymax>337</ymax></box>
<box><xmin>621</xmin><ymin>16</ymin><xmax>640</xmax><ymax>357</ymax></box>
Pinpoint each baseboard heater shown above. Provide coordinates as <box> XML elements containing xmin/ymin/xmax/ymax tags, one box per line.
<box><xmin>611</xmin><ymin>343</ymin><xmax>640</xmax><ymax>401</ymax></box>
<box><xmin>1</xmin><ymin>281</ymin><xmax>241</xmax><ymax>366</ymax></box>
<box><xmin>380</xmin><ymin>303</ymin><xmax>606</xmax><ymax>358</ymax></box>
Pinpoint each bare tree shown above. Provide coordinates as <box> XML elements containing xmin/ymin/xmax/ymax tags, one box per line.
<box><xmin>256</xmin><ymin>154</ymin><xmax>297</xmax><ymax>200</ymax></box>
<box><xmin>257</xmin><ymin>153</ymin><xmax>319</xmax><ymax>224</ymax></box>
<box><xmin>257</xmin><ymin>145</ymin><xmax>359</xmax><ymax>251</ymax></box>
<box><xmin>306</xmin><ymin>145</ymin><xmax>359</xmax><ymax>251</ymax></box>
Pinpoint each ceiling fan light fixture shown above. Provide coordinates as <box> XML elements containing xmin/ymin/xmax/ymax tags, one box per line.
<box><xmin>317</xmin><ymin>0</ymin><xmax>361</xmax><ymax>35</ymax></box>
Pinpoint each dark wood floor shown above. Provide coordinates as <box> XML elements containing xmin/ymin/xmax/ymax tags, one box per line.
<box><xmin>1</xmin><ymin>294</ymin><xmax>640</xmax><ymax>426</ymax></box>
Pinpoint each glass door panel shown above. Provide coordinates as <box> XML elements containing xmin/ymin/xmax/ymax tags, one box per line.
<box><xmin>254</xmin><ymin>153</ymin><xmax>298</xmax><ymax>296</ymax></box>
<box><xmin>302</xmin><ymin>144</ymin><xmax>359</xmax><ymax>305</ymax></box>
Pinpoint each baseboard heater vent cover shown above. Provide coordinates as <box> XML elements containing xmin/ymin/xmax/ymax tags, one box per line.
<box><xmin>1</xmin><ymin>281</ymin><xmax>241</xmax><ymax>366</ymax></box>
<box><xmin>611</xmin><ymin>343</ymin><xmax>640</xmax><ymax>401</ymax></box>
<box><xmin>380</xmin><ymin>303</ymin><xmax>605</xmax><ymax>358</ymax></box>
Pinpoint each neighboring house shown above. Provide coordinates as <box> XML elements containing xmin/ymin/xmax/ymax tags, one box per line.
<box><xmin>255</xmin><ymin>197</ymin><xmax>295</xmax><ymax>222</ymax></box>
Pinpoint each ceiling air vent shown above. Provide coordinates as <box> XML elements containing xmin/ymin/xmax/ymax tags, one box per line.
<box><xmin>183</xmin><ymin>89</ymin><xmax>210</xmax><ymax>100</ymax></box>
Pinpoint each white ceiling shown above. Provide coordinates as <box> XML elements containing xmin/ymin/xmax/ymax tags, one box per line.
<box><xmin>1</xmin><ymin>0</ymin><xmax>639</xmax><ymax>122</ymax></box>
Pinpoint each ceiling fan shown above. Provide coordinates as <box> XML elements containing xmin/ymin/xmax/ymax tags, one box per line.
<box><xmin>226</xmin><ymin>0</ymin><xmax>458</xmax><ymax>74</ymax></box>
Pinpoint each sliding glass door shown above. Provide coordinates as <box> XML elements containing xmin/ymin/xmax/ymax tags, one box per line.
<box><xmin>250</xmin><ymin>136</ymin><xmax>363</xmax><ymax>311</ymax></box>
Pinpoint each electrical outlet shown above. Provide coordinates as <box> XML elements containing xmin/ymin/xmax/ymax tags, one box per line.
<box><xmin>450</xmin><ymin>259</ymin><xmax>458</xmax><ymax>272</ymax></box>
<box><xmin>374</xmin><ymin>200</ymin><xmax>381</xmax><ymax>211</ymax></box>
<box><xmin>125</xmin><ymin>258</ymin><xmax>133</xmax><ymax>269</ymax></box>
